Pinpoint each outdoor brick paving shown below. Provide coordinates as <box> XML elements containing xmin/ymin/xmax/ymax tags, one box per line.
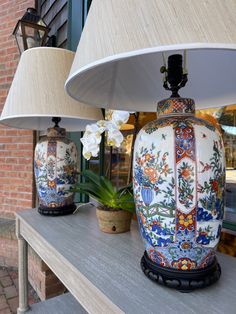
<box><xmin>0</xmin><ymin>267</ymin><xmax>39</xmax><ymax>314</ymax></box>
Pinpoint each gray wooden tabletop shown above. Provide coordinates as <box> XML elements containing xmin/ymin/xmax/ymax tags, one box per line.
<box><xmin>16</xmin><ymin>205</ymin><xmax>236</xmax><ymax>314</ymax></box>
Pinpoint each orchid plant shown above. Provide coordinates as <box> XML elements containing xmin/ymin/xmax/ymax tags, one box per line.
<box><xmin>73</xmin><ymin>170</ymin><xmax>135</xmax><ymax>213</ymax></box>
<box><xmin>80</xmin><ymin>110</ymin><xmax>130</xmax><ymax>160</ymax></box>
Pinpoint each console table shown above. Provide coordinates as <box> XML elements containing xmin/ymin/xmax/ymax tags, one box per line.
<box><xmin>16</xmin><ymin>205</ymin><xmax>236</xmax><ymax>314</ymax></box>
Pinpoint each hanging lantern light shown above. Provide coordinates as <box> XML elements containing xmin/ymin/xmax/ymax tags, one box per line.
<box><xmin>13</xmin><ymin>8</ymin><xmax>49</xmax><ymax>54</ymax></box>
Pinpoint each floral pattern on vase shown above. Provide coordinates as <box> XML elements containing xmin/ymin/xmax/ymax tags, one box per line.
<box><xmin>177</xmin><ymin>161</ymin><xmax>195</xmax><ymax>210</ymax></box>
<box><xmin>134</xmin><ymin>127</ymin><xmax>176</xmax><ymax>249</ymax></box>
<box><xmin>34</xmin><ymin>127</ymin><xmax>78</xmax><ymax>211</ymax></box>
<box><xmin>196</xmin><ymin>126</ymin><xmax>225</xmax><ymax>248</ymax></box>
<box><xmin>133</xmin><ymin>98</ymin><xmax>225</xmax><ymax>270</ymax></box>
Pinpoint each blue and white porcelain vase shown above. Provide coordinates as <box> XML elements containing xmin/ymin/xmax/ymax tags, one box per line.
<box><xmin>133</xmin><ymin>98</ymin><xmax>225</xmax><ymax>290</ymax></box>
<box><xmin>34</xmin><ymin>127</ymin><xmax>78</xmax><ymax>216</ymax></box>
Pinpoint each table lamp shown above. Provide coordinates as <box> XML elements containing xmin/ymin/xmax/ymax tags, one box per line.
<box><xmin>0</xmin><ymin>47</ymin><xmax>103</xmax><ymax>216</ymax></box>
<box><xmin>65</xmin><ymin>0</ymin><xmax>236</xmax><ymax>290</ymax></box>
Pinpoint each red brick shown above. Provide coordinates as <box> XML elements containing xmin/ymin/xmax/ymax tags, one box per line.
<box><xmin>0</xmin><ymin>298</ymin><xmax>8</xmax><ymax>311</ymax></box>
<box><xmin>1</xmin><ymin>276</ymin><xmax>12</xmax><ymax>287</ymax></box>
<box><xmin>4</xmin><ymin>285</ymin><xmax>17</xmax><ymax>299</ymax></box>
<box><xmin>0</xmin><ymin>165</ymin><xmax>13</xmax><ymax>171</ymax></box>
<box><xmin>17</xmin><ymin>186</ymin><xmax>33</xmax><ymax>193</ymax></box>
<box><xmin>0</xmin><ymin>136</ymin><xmax>13</xmax><ymax>143</ymax></box>
<box><xmin>6</xmin><ymin>75</ymin><xmax>14</xmax><ymax>81</ymax></box>
<box><xmin>0</xmin><ymin>151</ymin><xmax>8</xmax><ymax>156</ymax></box>
<box><xmin>5</xmin><ymin>129</ymin><xmax>17</xmax><ymax>136</ymax></box>
<box><xmin>5</xmin><ymin>158</ymin><xmax>18</xmax><ymax>164</ymax></box>
<box><xmin>6</xmin><ymin>47</ymin><xmax>17</xmax><ymax>55</ymax></box>
<box><xmin>0</xmin><ymin>307</ymin><xmax>12</xmax><ymax>314</ymax></box>
<box><xmin>8</xmin><ymin>296</ymin><xmax>18</xmax><ymax>313</ymax></box>
<box><xmin>18</xmin><ymin>130</ymin><xmax>33</xmax><ymax>136</ymax></box>
<box><xmin>12</xmin><ymin>136</ymin><xmax>33</xmax><ymax>143</ymax></box>
<box><xmin>4</xmin><ymin>144</ymin><xmax>17</xmax><ymax>150</ymax></box>
<box><xmin>13</xmin><ymin>165</ymin><xmax>32</xmax><ymax>172</ymax></box>
<box><xmin>0</xmin><ymin>77</ymin><xmax>6</xmax><ymax>83</ymax></box>
<box><xmin>18</xmin><ymin>143</ymin><xmax>34</xmax><ymax>150</ymax></box>
<box><xmin>13</xmin><ymin>150</ymin><xmax>33</xmax><ymax>158</ymax></box>
<box><xmin>0</xmin><ymin>269</ymin><xmax>8</xmax><ymax>278</ymax></box>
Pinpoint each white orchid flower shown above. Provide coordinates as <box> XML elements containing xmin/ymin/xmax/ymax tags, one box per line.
<box><xmin>82</xmin><ymin>148</ymin><xmax>92</xmax><ymax>160</ymax></box>
<box><xmin>84</xmin><ymin>123</ymin><xmax>103</xmax><ymax>139</ymax></box>
<box><xmin>81</xmin><ymin>130</ymin><xmax>101</xmax><ymax>146</ymax></box>
<box><xmin>97</xmin><ymin>120</ymin><xmax>108</xmax><ymax>133</ymax></box>
<box><xmin>106</xmin><ymin>120</ymin><xmax>117</xmax><ymax>131</ymax></box>
<box><xmin>82</xmin><ymin>143</ymin><xmax>100</xmax><ymax>160</ymax></box>
<box><xmin>81</xmin><ymin>127</ymin><xmax>102</xmax><ymax>159</ymax></box>
<box><xmin>80</xmin><ymin>110</ymin><xmax>130</xmax><ymax>160</ymax></box>
<box><xmin>112</xmin><ymin>110</ymin><xmax>129</xmax><ymax>128</ymax></box>
<box><xmin>107</xmin><ymin>127</ymin><xmax>124</xmax><ymax>147</ymax></box>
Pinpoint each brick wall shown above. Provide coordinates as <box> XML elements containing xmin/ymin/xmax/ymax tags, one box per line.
<box><xmin>0</xmin><ymin>0</ymin><xmax>35</xmax><ymax>219</ymax></box>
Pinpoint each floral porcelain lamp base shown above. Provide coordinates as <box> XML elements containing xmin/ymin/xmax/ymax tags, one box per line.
<box><xmin>134</xmin><ymin>97</ymin><xmax>225</xmax><ymax>291</ymax></box>
<box><xmin>141</xmin><ymin>251</ymin><xmax>221</xmax><ymax>292</ymax></box>
<box><xmin>133</xmin><ymin>55</ymin><xmax>225</xmax><ymax>291</ymax></box>
<box><xmin>35</xmin><ymin>121</ymin><xmax>78</xmax><ymax>216</ymax></box>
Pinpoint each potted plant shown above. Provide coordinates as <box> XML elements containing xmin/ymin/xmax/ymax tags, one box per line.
<box><xmin>74</xmin><ymin>170</ymin><xmax>135</xmax><ymax>233</ymax></box>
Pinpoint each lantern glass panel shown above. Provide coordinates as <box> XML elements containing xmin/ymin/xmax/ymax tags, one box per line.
<box><xmin>24</xmin><ymin>25</ymin><xmax>44</xmax><ymax>48</ymax></box>
<box><xmin>14</xmin><ymin>19</ymin><xmax>48</xmax><ymax>53</ymax></box>
<box><xmin>14</xmin><ymin>23</ymin><xmax>24</xmax><ymax>53</ymax></box>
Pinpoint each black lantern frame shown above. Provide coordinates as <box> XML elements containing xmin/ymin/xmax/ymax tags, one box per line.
<box><xmin>13</xmin><ymin>8</ymin><xmax>50</xmax><ymax>53</ymax></box>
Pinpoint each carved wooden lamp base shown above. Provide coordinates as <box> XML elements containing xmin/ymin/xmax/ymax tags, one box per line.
<box><xmin>141</xmin><ymin>251</ymin><xmax>221</xmax><ymax>292</ymax></box>
<box><xmin>38</xmin><ymin>203</ymin><xmax>76</xmax><ymax>216</ymax></box>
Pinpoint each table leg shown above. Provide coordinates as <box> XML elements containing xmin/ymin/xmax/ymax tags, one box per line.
<box><xmin>17</xmin><ymin>230</ymin><xmax>29</xmax><ymax>313</ymax></box>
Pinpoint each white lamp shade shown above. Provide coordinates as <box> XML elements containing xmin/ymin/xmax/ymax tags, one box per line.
<box><xmin>65</xmin><ymin>0</ymin><xmax>236</xmax><ymax>112</ymax></box>
<box><xmin>0</xmin><ymin>47</ymin><xmax>103</xmax><ymax>131</ymax></box>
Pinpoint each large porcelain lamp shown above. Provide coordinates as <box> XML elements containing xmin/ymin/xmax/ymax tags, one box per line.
<box><xmin>65</xmin><ymin>0</ymin><xmax>236</xmax><ymax>290</ymax></box>
<box><xmin>0</xmin><ymin>47</ymin><xmax>103</xmax><ymax>216</ymax></box>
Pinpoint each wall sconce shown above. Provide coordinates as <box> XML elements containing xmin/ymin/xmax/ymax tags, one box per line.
<box><xmin>13</xmin><ymin>7</ymin><xmax>49</xmax><ymax>53</ymax></box>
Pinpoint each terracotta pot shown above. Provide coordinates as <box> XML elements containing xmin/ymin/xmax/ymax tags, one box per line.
<box><xmin>96</xmin><ymin>207</ymin><xmax>132</xmax><ymax>234</ymax></box>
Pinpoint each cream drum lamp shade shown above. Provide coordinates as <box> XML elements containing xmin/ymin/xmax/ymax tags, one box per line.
<box><xmin>0</xmin><ymin>47</ymin><xmax>103</xmax><ymax>131</ymax></box>
<box><xmin>65</xmin><ymin>0</ymin><xmax>236</xmax><ymax>111</ymax></box>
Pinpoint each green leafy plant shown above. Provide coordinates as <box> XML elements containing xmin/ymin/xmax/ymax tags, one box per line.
<box><xmin>73</xmin><ymin>170</ymin><xmax>135</xmax><ymax>213</ymax></box>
